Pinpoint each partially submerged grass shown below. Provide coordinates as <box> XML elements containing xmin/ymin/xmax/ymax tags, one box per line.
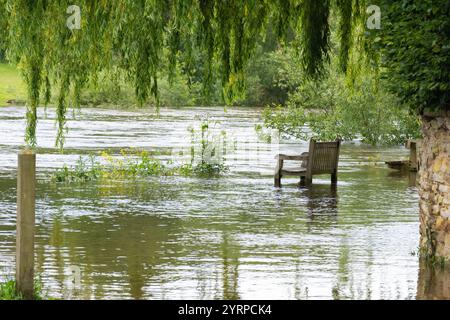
<box><xmin>0</xmin><ymin>63</ymin><xmax>27</xmax><ymax>106</ymax></box>
<box><xmin>52</xmin><ymin>118</ymin><xmax>230</xmax><ymax>183</ymax></box>
<box><xmin>52</xmin><ymin>148</ymin><xmax>229</xmax><ymax>183</ymax></box>
<box><xmin>0</xmin><ymin>277</ymin><xmax>47</xmax><ymax>300</ymax></box>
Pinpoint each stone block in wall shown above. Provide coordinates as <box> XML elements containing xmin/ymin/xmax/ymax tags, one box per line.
<box><xmin>442</xmin><ymin>209</ymin><xmax>450</xmax><ymax>219</ymax></box>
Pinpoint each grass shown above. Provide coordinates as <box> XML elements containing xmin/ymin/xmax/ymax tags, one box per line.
<box><xmin>52</xmin><ymin>120</ymin><xmax>230</xmax><ymax>183</ymax></box>
<box><xmin>52</xmin><ymin>150</ymin><xmax>180</xmax><ymax>183</ymax></box>
<box><xmin>0</xmin><ymin>63</ymin><xmax>27</xmax><ymax>106</ymax></box>
<box><xmin>51</xmin><ymin>148</ymin><xmax>229</xmax><ymax>183</ymax></box>
<box><xmin>0</xmin><ymin>278</ymin><xmax>46</xmax><ymax>300</ymax></box>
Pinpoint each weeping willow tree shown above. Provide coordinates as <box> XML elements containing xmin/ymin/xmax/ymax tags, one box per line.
<box><xmin>1</xmin><ymin>1</ymin><xmax>449</xmax><ymax>258</ymax></box>
<box><xmin>0</xmin><ymin>0</ymin><xmax>371</xmax><ymax>148</ymax></box>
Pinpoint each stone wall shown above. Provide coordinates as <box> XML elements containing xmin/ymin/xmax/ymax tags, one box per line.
<box><xmin>419</xmin><ymin>110</ymin><xmax>450</xmax><ymax>259</ymax></box>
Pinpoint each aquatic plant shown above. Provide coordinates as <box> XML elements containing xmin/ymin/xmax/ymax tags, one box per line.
<box><xmin>100</xmin><ymin>149</ymin><xmax>169</xmax><ymax>178</ymax></box>
<box><xmin>51</xmin><ymin>116</ymin><xmax>233</xmax><ymax>183</ymax></box>
<box><xmin>188</xmin><ymin>116</ymin><xmax>230</xmax><ymax>177</ymax></box>
<box><xmin>52</xmin><ymin>154</ymin><xmax>102</xmax><ymax>183</ymax></box>
<box><xmin>51</xmin><ymin>144</ymin><xmax>229</xmax><ymax>183</ymax></box>
<box><xmin>192</xmin><ymin>162</ymin><xmax>229</xmax><ymax>177</ymax></box>
<box><xmin>52</xmin><ymin>151</ymin><xmax>165</xmax><ymax>183</ymax></box>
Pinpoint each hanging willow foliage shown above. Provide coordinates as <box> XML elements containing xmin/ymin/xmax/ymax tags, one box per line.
<box><xmin>299</xmin><ymin>0</ymin><xmax>331</xmax><ymax>77</ymax></box>
<box><xmin>1</xmin><ymin>0</ymin><xmax>368</xmax><ymax>148</ymax></box>
<box><xmin>0</xmin><ymin>0</ymin><xmax>7</xmax><ymax>58</ymax></box>
<box><xmin>336</xmin><ymin>0</ymin><xmax>353</xmax><ymax>73</ymax></box>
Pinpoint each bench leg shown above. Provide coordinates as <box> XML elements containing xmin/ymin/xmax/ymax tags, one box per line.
<box><xmin>303</xmin><ymin>171</ymin><xmax>312</xmax><ymax>186</ymax></box>
<box><xmin>274</xmin><ymin>175</ymin><xmax>281</xmax><ymax>188</ymax></box>
<box><xmin>274</xmin><ymin>158</ymin><xmax>283</xmax><ymax>188</ymax></box>
<box><xmin>299</xmin><ymin>176</ymin><xmax>306</xmax><ymax>187</ymax></box>
<box><xmin>331</xmin><ymin>171</ymin><xmax>338</xmax><ymax>184</ymax></box>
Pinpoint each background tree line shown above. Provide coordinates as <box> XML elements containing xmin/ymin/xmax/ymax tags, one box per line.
<box><xmin>0</xmin><ymin>1</ymin><xmax>447</xmax><ymax>148</ymax></box>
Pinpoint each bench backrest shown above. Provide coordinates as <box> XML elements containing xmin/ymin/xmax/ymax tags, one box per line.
<box><xmin>307</xmin><ymin>139</ymin><xmax>341</xmax><ymax>175</ymax></box>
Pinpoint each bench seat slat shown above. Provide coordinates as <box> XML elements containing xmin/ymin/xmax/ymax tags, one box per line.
<box><xmin>281</xmin><ymin>169</ymin><xmax>307</xmax><ymax>176</ymax></box>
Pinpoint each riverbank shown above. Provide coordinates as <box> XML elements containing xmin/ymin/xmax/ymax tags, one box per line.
<box><xmin>0</xmin><ymin>63</ymin><xmax>198</xmax><ymax>109</ymax></box>
<box><xmin>0</xmin><ymin>63</ymin><xmax>272</xmax><ymax>109</ymax></box>
<box><xmin>0</xmin><ymin>64</ymin><xmax>27</xmax><ymax>106</ymax></box>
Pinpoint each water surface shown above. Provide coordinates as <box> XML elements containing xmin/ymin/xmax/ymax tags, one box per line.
<box><xmin>0</xmin><ymin>106</ymin><xmax>448</xmax><ymax>300</ymax></box>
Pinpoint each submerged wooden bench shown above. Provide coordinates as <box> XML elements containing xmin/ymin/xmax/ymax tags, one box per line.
<box><xmin>274</xmin><ymin>139</ymin><xmax>341</xmax><ymax>187</ymax></box>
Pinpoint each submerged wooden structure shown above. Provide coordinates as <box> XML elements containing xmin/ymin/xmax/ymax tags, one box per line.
<box><xmin>274</xmin><ymin>139</ymin><xmax>341</xmax><ymax>187</ymax></box>
<box><xmin>385</xmin><ymin>139</ymin><xmax>420</xmax><ymax>172</ymax></box>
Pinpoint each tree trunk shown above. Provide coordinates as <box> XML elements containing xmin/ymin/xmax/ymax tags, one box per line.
<box><xmin>418</xmin><ymin>110</ymin><xmax>450</xmax><ymax>260</ymax></box>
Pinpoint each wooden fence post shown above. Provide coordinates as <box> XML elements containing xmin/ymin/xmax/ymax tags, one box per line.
<box><xmin>16</xmin><ymin>149</ymin><xmax>36</xmax><ymax>300</ymax></box>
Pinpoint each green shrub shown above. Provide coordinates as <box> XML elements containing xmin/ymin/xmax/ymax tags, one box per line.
<box><xmin>187</xmin><ymin>117</ymin><xmax>230</xmax><ymax>176</ymax></box>
<box><xmin>262</xmin><ymin>52</ymin><xmax>422</xmax><ymax>146</ymax></box>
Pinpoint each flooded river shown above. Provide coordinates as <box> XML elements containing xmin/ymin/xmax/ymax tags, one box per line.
<box><xmin>0</xmin><ymin>106</ymin><xmax>448</xmax><ymax>300</ymax></box>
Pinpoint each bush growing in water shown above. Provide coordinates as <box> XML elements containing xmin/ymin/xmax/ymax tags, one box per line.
<box><xmin>187</xmin><ymin>116</ymin><xmax>229</xmax><ymax>177</ymax></box>
<box><xmin>261</xmin><ymin>48</ymin><xmax>422</xmax><ymax>146</ymax></box>
<box><xmin>262</xmin><ymin>76</ymin><xmax>422</xmax><ymax>146</ymax></box>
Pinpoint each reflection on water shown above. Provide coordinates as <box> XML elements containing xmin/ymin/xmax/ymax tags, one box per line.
<box><xmin>417</xmin><ymin>263</ymin><xmax>450</xmax><ymax>300</ymax></box>
<box><xmin>0</xmin><ymin>106</ymin><xmax>447</xmax><ymax>300</ymax></box>
<box><xmin>387</xmin><ymin>170</ymin><xmax>418</xmax><ymax>188</ymax></box>
<box><xmin>305</xmin><ymin>185</ymin><xmax>338</xmax><ymax>217</ymax></box>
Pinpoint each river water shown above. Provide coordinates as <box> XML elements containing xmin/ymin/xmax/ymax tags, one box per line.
<box><xmin>0</xmin><ymin>106</ymin><xmax>448</xmax><ymax>300</ymax></box>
